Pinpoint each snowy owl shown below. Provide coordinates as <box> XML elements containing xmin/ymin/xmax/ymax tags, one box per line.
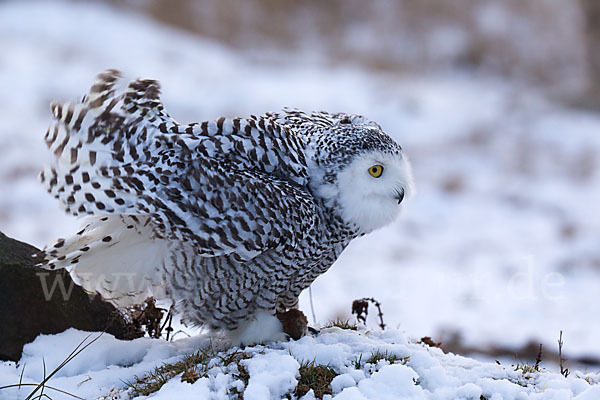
<box><xmin>37</xmin><ymin>70</ymin><xmax>414</xmax><ymax>344</ymax></box>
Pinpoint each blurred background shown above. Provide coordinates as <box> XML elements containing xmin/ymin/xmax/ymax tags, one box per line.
<box><xmin>1</xmin><ymin>0</ymin><xmax>600</xmax><ymax>370</ymax></box>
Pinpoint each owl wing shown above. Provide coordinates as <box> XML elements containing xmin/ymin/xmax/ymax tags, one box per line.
<box><xmin>263</xmin><ymin>108</ymin><xmax>382</xmax><ymax>134</ymax></box>
<box><xmin>122</xmin><ymin>152</ymin><xmax>319</xmax><ymax>259</ymax></box>
<box><xmin>38</xmin><ymin>70</ymin><xmax>318</xmax><ymax>302</ymax></box>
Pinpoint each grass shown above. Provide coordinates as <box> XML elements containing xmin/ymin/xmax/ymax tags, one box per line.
<box><xmin>223</xmin><ymin>351</ymin><xmax>252</xmax><ymax>400</ymax></box>
<box><xmin>229</xmin><ymin>361</ymin><xmax>250</xmax><ymax>399</ymax></box>
<box><xmin>294</xmin><ymin>361</ymin><xmax>337</xmax><ymax>399</ymax></box>
<box><xmin>353</xmin><ymin>354</ymin><xmax>364</xmax><ymax>370</ymax></box>
<box><xmin>354</xmin><ymin>350</ymin><xmax>410</xmax><ymax>369</ymax></box>
<box><xmin>0</xmin><ymin>332</ymin><xmax>103</xmax><ymax>400</ymax></box>
<box><xmin>509</xmin><ymin>361</ymin><xmax>544</xmax><ymax>388</ymax></box>
<box><xmin>126</xmin><ymin>350</ymin><xmax>212</xmax><ymax>397</ymax></box>
<box><xmin>322</xmin><ymin>319</ymin><xmax>358</xmax><ymax>331</ymax></box>
<box><xmin>513</xmin><ymin>362</ymin><xmax>539</xmax><ymax>376</ymax></box>
<box><xmin>366</xmin><ymin>350</ymin><xmax>409</xmax><ymax>365</ymax></box>
<box><xmin>126</xmin><ymin>349</ymin><xmax>254</xmax><ymax>398</ymax></box>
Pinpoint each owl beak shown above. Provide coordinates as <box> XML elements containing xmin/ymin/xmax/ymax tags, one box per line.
<box><xmin>393</xmin><ymin>187</ymin><xmax>405</xmax><ymax>205</ymax></box>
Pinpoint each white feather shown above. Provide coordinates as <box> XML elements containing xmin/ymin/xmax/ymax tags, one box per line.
<box><xmin>43</xmin><ymin>215</ymin><xmax>171</xmax><ymax>307</ymax></box>
<box><xmin>336</xmin><ymin>151</ymin><xmax>414</xmax><ymax>234</ymax></box>
<box><xmin>226</xmin><ymin>310</ymin><xmax>286</xmax><ymax>346</ymax></box>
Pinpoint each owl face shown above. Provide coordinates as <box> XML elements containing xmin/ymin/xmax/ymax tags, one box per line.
<box><xmin>335</xmin><ymin>150</ymin><xmax>413</xmax><ymax>233</ymax></box>
<box><xmin>306</xmin><ymin>122</ymin><xmax>413</xmax><ymax>234</ymax></box>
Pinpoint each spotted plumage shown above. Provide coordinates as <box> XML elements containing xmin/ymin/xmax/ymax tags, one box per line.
<box><xmin>37</xmin><ymin>70</ymin><xmax>413</xmax><ymax>341</ymax></box>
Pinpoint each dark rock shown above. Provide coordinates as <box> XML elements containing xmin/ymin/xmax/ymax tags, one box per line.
<box><xmin>0</xmin><ymin>231</ymin><xmax>142</xmax><ymax>362</ymax></box>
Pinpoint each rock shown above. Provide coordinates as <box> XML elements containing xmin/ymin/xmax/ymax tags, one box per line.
<box><xmin>0</xmin><ymin>231</ymin><xmax>142</xmax><ymax>362</ymax></box>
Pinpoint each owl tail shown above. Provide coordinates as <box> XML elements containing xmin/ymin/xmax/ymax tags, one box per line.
<box><xmin>40</xmin><ymin>69</ymin><xmax>173</xmax><ymax>217</ymax></box>
<box><xmin>37</xmin><ymin>70</ymin><xmax>176</xmax><ymax>306</ymax></box>
<box><xmin>34</xmin><ymin>214</ymin><xmax>171</xmax><ymax>307</ymax></box>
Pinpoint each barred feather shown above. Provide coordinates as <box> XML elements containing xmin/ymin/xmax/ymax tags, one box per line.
<box><xmin>38</xmin><ymin>69</ymin><xmax>412</xmax><ymax>337</ymax></box>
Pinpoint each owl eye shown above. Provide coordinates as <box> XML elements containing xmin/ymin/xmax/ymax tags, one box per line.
<box><xmin>368</xmin><ymin>165</ymin><xmax>384</xmax><ymax>178</ymax></box>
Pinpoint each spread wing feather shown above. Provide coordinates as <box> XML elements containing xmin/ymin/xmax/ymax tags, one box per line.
<box><xmin>38</xmin><ymin>70</ymin><xmax>317</xmax><ymax>292</ymax></box>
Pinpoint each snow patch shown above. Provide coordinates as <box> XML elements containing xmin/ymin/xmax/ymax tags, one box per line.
<box><xmin>1</xmin><ymin>327</ymin><xmax>599</xmax><ymax>399</ymax></box>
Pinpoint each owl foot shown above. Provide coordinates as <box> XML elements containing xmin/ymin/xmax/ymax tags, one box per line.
<box><xmin>308</xmin><ymin>326</ymin><xmax>320</xmax><ymax>335</ymax></box>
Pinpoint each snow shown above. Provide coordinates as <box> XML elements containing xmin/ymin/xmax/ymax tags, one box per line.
<box><xmin>243</xmin><ymin>352</ymin><xmax>299</xmax><ymax>400</ymax></box>
<box><xmin>356</xmin><ymin>364</ymin><xmax>422</xmax><ymax>399</ymax></box>
<box><xmin>1</xmin><ymin>0</ymin><xmax>600</xmax><ymax>397</ymax></box>
<box><xmin>330</xmin><ymin>374</ymin><xmax>356</xmax><ymax>393</ymax></box>
<box><xmin>1</xmin><ymin>327</ymin><xmax>599</xmax><ymax>399</ymax></box>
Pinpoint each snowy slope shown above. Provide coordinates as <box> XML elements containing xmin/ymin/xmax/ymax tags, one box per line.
<box><xmin>1</xmin><ymin>328</ymin><xmax>599</xmax><ymax>399</ymax></box>
<box><xmin>1</xmin><ymin>0</ymin><xmax>600</xmax><ymax>376</ymax></box>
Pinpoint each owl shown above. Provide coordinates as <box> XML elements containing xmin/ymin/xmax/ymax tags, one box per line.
<box><xmin>36</xmin><ymin>70</ymin><xmax>413</xmax><ymax>344</ymax></box>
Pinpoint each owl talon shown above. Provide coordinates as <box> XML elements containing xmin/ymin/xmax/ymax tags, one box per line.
<box><xmin>307</xmin><ymin>326</ymin><xmax>320</xmax><ymax>336</ymax></box>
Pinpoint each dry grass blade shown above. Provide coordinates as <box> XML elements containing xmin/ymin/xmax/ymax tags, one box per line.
<box><xmin>19</xmin><ymin>364</ymin><xmax>26</xmax><ymax>390</ymax></box>
<box><xmin>19</xmin><ymin>332</ymin><xmax>104</xmax><ymax>400</ymax></box>
<box><xmin>39</xmin><ymin>358</ymin><xmax>46</xmax><ymax>399</ymax></box>
<box><xmin>558</xmin><ymin>331</ymin><xmax>569</xmax><ymax>377</ymax></box>
<box><xmin>534</xmin><ymin>344</ymin><xmax>543</xmax><ymax>371</ymax></box>
<box><xmin>0</xmin><ymin>384</ymin><xmax>84</xmax><ymax>399</ymax></box>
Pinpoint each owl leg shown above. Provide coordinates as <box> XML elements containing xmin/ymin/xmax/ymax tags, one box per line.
<box><xmin>226</xmin><ymin>309</ymin><xmax>287</xmax><ymax>347</ymax></box>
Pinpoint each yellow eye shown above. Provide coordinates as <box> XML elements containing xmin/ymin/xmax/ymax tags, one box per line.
<box><xmin>368</xmin><ymin>165</ymin><xmax>384</xmax><ymax>178</ymax></box>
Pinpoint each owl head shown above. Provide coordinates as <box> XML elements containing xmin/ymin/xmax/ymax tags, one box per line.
<box><xmin>307</xmin><ymin>117</ymin><xmax>414</xmax><ymax>234</ymax></box>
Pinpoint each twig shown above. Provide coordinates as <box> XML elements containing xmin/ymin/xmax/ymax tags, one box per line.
<box><xmin>351</xmin><ymin>297</ymin><xmax>386</xmax><ymax>330</ymax></box>
<box><xmin>308</xmin><ymin>286</ymin><xmax>317</xmax><ymax>325</ymax></box>
<box><xmin>130</xmin><ymin>297</ymin><xmax>169</xmax><ymax>339</ymax></box>
<box><xmin>534</xmin><ymin>343</ymin><xmax>542</xmax><ymax>371</ymax></box>
<box><xmin>170</xmin><ymin>330</ymin><xmax>191</xmax><ymax>342</ymax></box>
<box><xmin>77</xmin><ymin>376</ymin><xmax>92</xmax><ymax>388</ymax></box>
<box><xmin>352</xmin><ymin>299</ymin><xmax>369</xmax><ymax>325</ymax></box>
<box><xmin>558</xmin><ymin>331</ymin><xmax>569</xmax><ymax>377</ymax></box>
<box><xmin>419</xmin><ymin>336</ymin><xmax>442</xmax><ymax>348</ymax></box>
<box><xmin>160</xmin><ymin>306</ymin><xmax>174</xmax><ymax>341</ymax></box>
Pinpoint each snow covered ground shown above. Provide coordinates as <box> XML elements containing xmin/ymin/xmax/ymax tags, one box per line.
<box><xmin>2</xmin><ymin>1</ymin><xmax>600</xmax><ymax>397</ymax></box>
<box><xmin>1</xmin><ymin>327</ymin><xmax>599</xmax><ymax>399</ymax></box>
